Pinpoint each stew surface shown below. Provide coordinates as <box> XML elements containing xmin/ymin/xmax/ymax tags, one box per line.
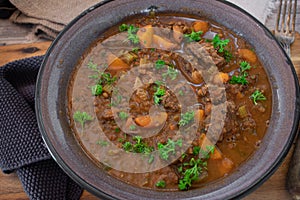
<box><xmin>69</xmin><ymin>13</ymin><xmax>272</xmax><ymax>191</ymax></box>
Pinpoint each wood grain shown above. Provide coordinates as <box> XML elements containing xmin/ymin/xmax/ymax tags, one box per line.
<box><xmin>0</xmin><ymin>33</ymin><xmax>299</xmax><ymax>200</ymax></box>
<box><xmin>0</xmin><ymin>41</ymin><xmax>51</xmax><ymax>66</ymax></box>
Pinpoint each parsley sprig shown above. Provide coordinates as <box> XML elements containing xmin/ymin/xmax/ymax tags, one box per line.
<box><xmin>229</xmin><ymin>73</ymin><xmax>248</xmax><ymax>85</ymax></box>
<box><xmin>157</xmin><ymin>139</ymin><xmax>183</xmax><ymax>160</ymax></box>
<box><xmin>229</xmin><ymin>61</ymin><xmax>252</xmax><ymax>85</ymax></box>
<box><xmin>119</xmin><ymin>24</ymin><xmax>139</xmax><ymax>44</ymax></box>
<box><xmin>119</xmin><ymin>111</ymin><xmax>128</xmax><ymax>120</ymax></box>
<box><xmin>184</xmin><ymin>30</ymin><xmax>203</xmax><ymax>42</ymax></box>
<box><xmin>162</xmin><ymin>66</ymin><xmax>178</xmax><ymax>80</ymax></box>
<box><xmin>73</xmin><ymin>111</ymin><xmax>93</xmax><ymax>131</ymax></box>
<box><xmin>87</xmin><ymin>61</ymin><xmax>116</xmax><ymax>96</ymax></box>
<box><xmin>155</xmin><ymin>60</ymin><xmax>166</xmax><ymax>69</ymax></box>
<box><xmin>212</xmin><ymin>34</ymin><xmax>233</xmax><ymax>62</ymax></box>
<box><xmin>178</xmin><ymin>111</ymin><xmax>195</xmax><ymax>127</ymax></box>
<box><xmin>178</xmin><ymin>146</ymin><xmax>215</xmax><ymax>190</ymax></box>
<box><xmin>212</xmin><ymin>34</ymin><xmax>229</xmax><ymax>53</ymax></box>
<box><xmin>178</xmin><ymin>158</ymin><xmax>205</xmax><ymax>190</ymax></box>
<box><xmin>156</xmin><ymin>180</ymin><xmax>166</xmax><ymax>188</ymax></box>
<box><xmin>122</xmin><ymin>136</ymin><xmax>154</xmax><ymax>163</ymax></box>
<box><xmin>153</xmin><ymin>86</ymin><xmax>166</xmax><ymax>105</ymax></box>
<box><xmin>250</xmin><ymin>90</ymin><xmax>267</xmax><ymax>105</ymax></box>
<box><xmin>240</xmin><ymin>61</ymin><xmax>252</xmax><ymax>73</ymax></box>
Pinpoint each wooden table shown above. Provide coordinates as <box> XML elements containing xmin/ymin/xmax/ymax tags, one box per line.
<box><xmin>0</xmin><ymin>33</ymin><xmax>299</xmax><ymax>200</ymax></box>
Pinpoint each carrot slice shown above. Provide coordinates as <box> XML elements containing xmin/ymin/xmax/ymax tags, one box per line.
<box><xmin>135</xmin><ymin>115</ymin><xmax>151</xmax><ymax>127</ymax></box>
<box><xmin>107</xmin><ymin>54</ymin><xmax>130</xmax><ymax>72</ymax></box>
<box><xmin>238</xmin><ymin>49</ymin><xmax>257</xmax><ymax>63</ymax></box>
<box><xmin>198</xmin><ymin>133</ymin><xmax>222</xmax><ymax>160</ymax></box>
<box><xmin>192</xmin><ymin>21</ymin><xmax>209</xmax><ymax>33</ymax></box>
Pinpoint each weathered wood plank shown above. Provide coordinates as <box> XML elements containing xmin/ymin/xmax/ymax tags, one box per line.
<box><xmin>0</xmin><ymin>41</ymin><xmax>51</xmax><ymax>66</ymax></box>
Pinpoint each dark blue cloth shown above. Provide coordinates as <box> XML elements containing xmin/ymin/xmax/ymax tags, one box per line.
<box><xmin>0</xmin><ymin>56</ymin><xmax>83</xmax><ymax>200</ymax></box>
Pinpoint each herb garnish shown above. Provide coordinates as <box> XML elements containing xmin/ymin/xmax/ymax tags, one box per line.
<box><xmin>178</xmin><ymin>111</ymin><xmax>195</xmax><ymax>127</ymax></box>
<box><xmin>157</xmin><ymin>139</ymin><xmax>183</xmax><ymax>160</ymax></box>
<box><xmin>96</xmin><ymin>140</ymin><xmax>109</xmax><ymax>147</ymax></box>
<box><xmin>73</xmin><ymin>111</ymin><xmax>93</xmax><ymax>131</ymax></box>
<box><xmin>162</xmin><ymin>66</ymin><xmax>178</xmax><ymax>80</ymax></box>
<box><xmin>250</xmin><ymin>90</ymin><xmax>267</xmax><ymax>105</ymax></box>
<box><xmin>192</xmin><ymin>146</ymin><xmax>201</xmax><ymax>156</ymax></box>
<box><xmin>156</xmin><ymin>180</ymin><xmax>166</xmax><ymax>188</ymax></box>
<box><xmin>88</xmin><ymin>63</ymin><xmax>116</xmax><ymax>96</ymax></box>
<box><xmin>119</xmin><ymin>111</ymin><xmax>128</xmax><ymax>120</ymax></box>
<box><xmin>91</xmin><ymin>84</ymin><xmax>103</xmax><ymax>96</ymax></box>
<box><xmin>129</xmin><ymin>125</ymin><xmax>136</xmax><ymax>130</ymax></box>
<box><xmin>229</xmin><ymin>73</ymin><xmax>248</xmax><ymax>85</ymax></box>
<box><xmin>178</xmin><ymin>158</ymin><xmax>205</xmax><ymax>190</ymax></box>
<box><xmin>153</xmin><ymin>86</ymin><xmax>166</xmax><ymax>105</ymax></box>
<box><xmin>122</xmin><ymin>136</ymin><xmax>154</xmax><ymax>163</ymax></box>
<box><xmin>229</xmin><ymin>61</ymin><xmax>252</xmax><ymax>85</ymax></box>
<box><xmin>119</xmin><ymin>24</ymin><xmax>139</xmax><ymax>44</ymax></box>
<box><xmin>178</xmin><ymin>146</ymin><xmax>215</xmax><ymax>190</ymax></box>
<box><xmin>184</xmin><ymin>30</ymin><xmax>203</xmax><ymax>42</ymax></box>
<box><xmin>87</xmin><ymin>60</ymin><xmax>98</xmax><ymax>70</ymax></box>
<box><xmin>224</xmin><ymin>50</ymin><xmax>233</xmax><ymax>62</ymax></box>
<box><xmin>240</xmin><ymin>61</ymin><xmax>252</xmax><ymax>73</ymax></box>
<box><xmin>212</xmin><ymin>34</ymin><xmax>229</xmax><ymax>53</ymax></box>
<box><xmin>155</xmin><ymin>59</ymin><xmax>166</xmax><ymax>69</ymax></box>
<box><xmin>109</xmin><ymin>94</ymin><xmax>123</xmax><ymax>107</ymax></box>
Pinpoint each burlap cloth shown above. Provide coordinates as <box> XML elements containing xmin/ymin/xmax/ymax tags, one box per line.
<box><xmin>9</xmin><ymin>0</ymin><xmax>102</xmax><ymax>39</ymax></box>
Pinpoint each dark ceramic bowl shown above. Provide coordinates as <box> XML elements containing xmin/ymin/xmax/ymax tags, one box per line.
<box><xmin>36</xmin><ymin>0</ymin><xmax>300</xmax><ymax>199</ymax></box>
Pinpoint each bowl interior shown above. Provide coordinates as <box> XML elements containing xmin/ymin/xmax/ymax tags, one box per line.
<box><xmin>36</xmin><ymin>0</ymin><xmax>300</xmax><ymax>199</ymax></box>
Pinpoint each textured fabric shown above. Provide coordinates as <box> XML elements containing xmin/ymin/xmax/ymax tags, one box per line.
<box><xmin>0</xmin><ymin>56</ymin><xmax>83</xmax><ymax>199</ymax></box>
<box><xmin>9</xmin><ymin>0</ymin><xmax>103</xmax><ymax>39</ymax></box>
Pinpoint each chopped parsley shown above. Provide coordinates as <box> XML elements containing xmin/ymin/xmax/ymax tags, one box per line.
<box><xmin>87</xmin><ymin>60</ymin><xmax>98</xmax><ymax>70</ymax></box>
<box><xmin>250</xmin><ymin>90</ymin><xmax>267</xmax><ymax>105</ymax></box>
<box><xmin>157</xmin><ymin>139</ymin><xmax>183</xmax><ymax>160</ymax></box>
<box><xmin>122</xmin><ymin>136</ymin><xmax>154</xmax><ymax>163</ymax></box>
<box><xmin>229</xmin><ymin>73</ymin><xmax>248</xmax><ymax>85</ymax></box>
<box><xmin>156</xmin><ymin>180</ymin><xmax>166</xmax><ymax>188</ymax></box>
<box><xmin>229</xmin><ymin>61</ymin><xmax>252</xmax><ymax>85</ymax></box>
<box><xmin>119</xmin><ymin>111</ymin><xmax>128</xmax><ymax>120</ymax></box>
<box><xmin>178</xmin><ymin>158</ymin><xmax>205</xmax><ymax>190</ymax></box>
<box><xmin>119</xmin><ymin>24</ymin><xmax>129</xmax><ymax>32</ymax></box>
<box><xmin>91</xmin><ymin>84</ymin><xmax>103</xmax><ymax>96</ymax></box>
<box><xmin>212</xmin><ymin>34</ymin><xmax>230</xmax><ymax>53</ymax></box>
<box><xmin>178</xmin><ymin>90</ymin><xmax>184</xmax><ymax>96</ymax></box>
<box><xmin>178</xmin><ymin>111</ymin><xmax>195</xmax><ymax>127</ymax></box>
<box><xmin>192</xmin><ymin>146</ymin><xmax>201</xmax><ymax>156</ymax></box>
<box><xmin>155</xmin><ymin>60</ymin><xmax>166</xmax><ymax>69</ymax></box>
<box><xmin>162</xmin><ymin>66</ymin><xmax>178</xmax><ymax>80</ymax></box>
<box><xmin>224</xmin><ymin>50</ymin><xmax>233</xmax><ymax>62</ymax></box>
<box><xmin>109</xmin><ymin>94</ymin><xmax>123</xmax><ymax>107</ymax></box>
<box><xmin>240</xmin><ymin>61</ymin><xmax>252</xmax><ymax>73</ymax></box>
<box><xmin>96</xmin><ymin>140</ymin><xmax>109</xmax><ymax>147</ymax></box>
<box><xmin>153</xmin><ymin>86</ymin><xmax>166</xmax><ymax>105</ymax></box>
<box><xmin>132</xmin><ymin>47</ymin><xmax>139</xmax><ymax>53</ymax></box>
<box><xmin>73</xmin><ymin>111</ymin><xmax>93</xmax><ymax>131</ymax></box>
<box><xmin>178</xmin><ymin>146</ymin><xmax>215</xmax><ymax>190</ymax></box>
<box><xmin>119</xmin><ymin>24</ymin><xmax>139</xmax><ymax>44</ymax></box>
<box><xmin>129</xmin><ymin>125</ymin><xmax>136</xmax><ymax>130</ymax></box>
<box><xmin>184</xmin><ymin>30</ymin><xmax>203</xmax><ymax>42</ymax></box>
